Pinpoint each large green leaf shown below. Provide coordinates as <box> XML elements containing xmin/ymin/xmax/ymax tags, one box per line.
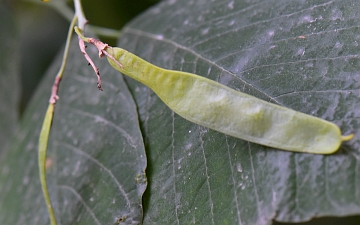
<box><xmin>0</xmin><ymin>36</ymin><xmax>147</xmax><ymax>224</ymax></box>
<box><xmin>116</xmin><ymin>0</ymin><xmax>360</xmax><ymax>224</ymax></box>
<box><xmin>1</xmin><ymin>0</ymin><xmax>360</xmax><ymax>225</ymax></box>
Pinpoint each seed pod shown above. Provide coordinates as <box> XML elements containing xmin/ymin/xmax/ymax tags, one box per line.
<box><xmin>105</xmin><ymin>47</ymin><xmax>352</xmax><ymax>154</ymax></box>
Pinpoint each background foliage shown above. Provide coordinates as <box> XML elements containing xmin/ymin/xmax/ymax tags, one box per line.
<box><xmin>1</xmin><ymin>0</ymin><xmax>360</xmax><ymax>224</ymax></box>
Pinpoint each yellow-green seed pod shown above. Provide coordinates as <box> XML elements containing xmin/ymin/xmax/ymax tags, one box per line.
<box><xmin>105</xmin><ymin>47</ymin><xmax>353</xmax><ymax>154</ymax></box>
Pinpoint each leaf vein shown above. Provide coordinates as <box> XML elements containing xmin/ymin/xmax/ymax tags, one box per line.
<box><xmin>68</xmin><ymin>107</ymin><xmax>137</xmax><ymax>148</ymax></box>
<box><xmin>200</xmin><ymin>129</ymin><xmax>215</xmax><ymax>225</ymax></box>
<box><xmin>226</xmin><ymin>137</ymin><xmax>243</xmax><ymax>225</ymax></box>
<box><xmin>58</xmin><ymin>141</ymin><xmax>132</xmax><ymax>208</ymax></box>
<box><xmin>58</xmin><ymin>185</ymin><xmax>102</xmax><ymax>225</ymax></box>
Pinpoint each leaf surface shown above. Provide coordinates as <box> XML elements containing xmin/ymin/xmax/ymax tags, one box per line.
<box><xmin>116</xmin><ymin>0</ymin><xmax>360</xmax><ymax>224</ymax></box>
<box><xmin>0</xmin><ymin>36</ymin><xmax>147</xmax><ymax>224</ymax></box>
<box><xmin>1</xmin><ymin>0</ymin><xmax>360</xmax><ymax>225</ymax></box>
<box><xmin>0</xmin><ymin>2</ymin><xmax>20</xmax><ymax>157</ymax></box>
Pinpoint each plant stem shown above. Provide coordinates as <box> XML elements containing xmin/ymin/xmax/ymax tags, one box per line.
<box><xmin>38</xmin><ymin>15</ymin><xmax>78</xmax><ymax>225</ymax></box>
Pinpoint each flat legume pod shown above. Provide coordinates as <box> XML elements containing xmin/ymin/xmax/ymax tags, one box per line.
<box><xmin>105</xmin><ymin>47</ymin><xmax>352</xmax><ymax>154</ymax></box>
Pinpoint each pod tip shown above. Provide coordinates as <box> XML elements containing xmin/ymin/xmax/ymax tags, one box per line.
<box><xmin>341</xmin><ymin>133</ymin><xmax>354</xmax><ymax>142</ymax></box>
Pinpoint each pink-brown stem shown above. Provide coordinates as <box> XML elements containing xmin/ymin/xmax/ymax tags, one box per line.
<box><xmin>49</xmin><ymin>76</ymin><xmax>61</xmax><ymax>104</ymax></box>
<box><xmin>78</xmin><ymin>36</ymin><xmax>103</xmax><ymax>91</ymax></box>
<box><xmin>87</xmin><ymin>37</ymin><xmax>124</xmax><ymax>70</ymax></box>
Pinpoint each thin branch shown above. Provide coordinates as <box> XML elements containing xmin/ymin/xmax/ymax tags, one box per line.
<box><xmin>74</xmin><ymin>26</ymin><xmax>126</xmax><ymax>90</ymax></box>
<box><xmin>49</xmin><ymin>15</ymin><xmax>78</xmax><ymax>103</ymax></box>
<box><xmin>77</xmin><ymin>33</ymin><xmax>103</xmax><ymax>90</ymax></box>
<box><xmin>73</xmin><ymin>0</ymin><xmax>106</xmax><ymax>90</ymax></box>
<box><xmin>74</xmin><ymin>0</ymin><xmax>87</xmax><ymax>30</ymax></box>
<box><xmin>39</xmin><ymin>14</ymin><xmax>78</xmax><ymax>225</ymax></box>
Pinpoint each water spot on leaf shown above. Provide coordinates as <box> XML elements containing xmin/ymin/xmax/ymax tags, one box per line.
<box><xmin>227</xmin><ymin>1</ymin><xmax>234</xmax><ymax>9</ymax></box>
<box><xmin>237</xmin><ymin>162</ymin><xmax>243</xmax><ymax>172</ymax></box>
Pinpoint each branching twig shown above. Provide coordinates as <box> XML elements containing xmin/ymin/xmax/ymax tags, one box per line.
<box><xmin>74</xmin><ymin>26</ymin><xmax>124</xmax><ymax>90</ymax></box>
<box><xmin>74</xmin><ymin>0</ymin><xmax>107</xmax><ymax>90</ymax></box>
<box><xmin>77</xmin><ymin>34</ymin><xmax>103</xmax><ymax>90</ymax></box>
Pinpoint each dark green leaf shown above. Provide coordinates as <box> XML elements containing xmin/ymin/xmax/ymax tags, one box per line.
<box><xmin>2</xmin><ymin>0</ymin><xmax>360</xmax><ymax>224</ymax></box>
<box><xmin>0</xmin><ymin>2</ymin><xmax>20</xmax><ymax>157</ymax></box>
<box><xmin>0</xmin><ymin>36</ymin><xmax>146</xmax><ymax>224</ymax></box>
<box><xmin>116</xmin><ymin>0</ymin><xmax>360</xmax><ymax>224</ymax></box>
